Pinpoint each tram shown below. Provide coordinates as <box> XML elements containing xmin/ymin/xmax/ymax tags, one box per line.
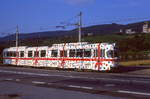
<box><xmin>3</xmin><ymin>42</ymin><xmax>118</xmax><ymax>71</ymax></box>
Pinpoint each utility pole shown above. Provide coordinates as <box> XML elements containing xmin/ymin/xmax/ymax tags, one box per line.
<box><xmin>78</xmin><ymin>12</ymin><xmax>82</xmax><ymax>42</ymax></box>
<box><xmin>55</xmin><ymin>12</ymin><xmax>83</xmax><ymax>42</ymax></box>
<box><xmin>16</xmin><ymin>25</ymin><xmax>19</xmax><ymax>47</ymax></box>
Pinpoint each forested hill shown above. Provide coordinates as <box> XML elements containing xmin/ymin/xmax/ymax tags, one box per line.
<box><xmin>0</xmin><ymin>23</ymin><xmax>123</xmax><ymax>42</ymax></box>
<box><xmin>0</xmin><ymin>20</ymin><xmax>149</xmax><ymax>43</ymax></box>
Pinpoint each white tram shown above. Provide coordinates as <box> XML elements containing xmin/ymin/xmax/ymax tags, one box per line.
<box><xmin>3</xmin><ymin>42</ymin><xmax>118</xmax><ymax>71</ymax></box>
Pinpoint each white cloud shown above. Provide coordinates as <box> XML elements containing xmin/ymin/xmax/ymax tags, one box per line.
<box><xmin>64</xmin><ymin>0</ymin><xmax>95</xmax><ymax>5</ymax></box>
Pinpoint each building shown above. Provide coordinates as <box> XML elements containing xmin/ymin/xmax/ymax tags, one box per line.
<box><xmin>125</xmin><ymin>29</ymin><xmax>136</xmax><ymax>34</ymax></box>
<box><xmin>143</xmin><ymin>22</ymin><xmax>150</xmax><ymax>33</ymax></box>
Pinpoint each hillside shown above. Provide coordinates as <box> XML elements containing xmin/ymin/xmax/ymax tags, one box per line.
<box><xmin>0</xmin><ymin>21</ymin><xmax>150</xmax><ymax>43</ymax></box>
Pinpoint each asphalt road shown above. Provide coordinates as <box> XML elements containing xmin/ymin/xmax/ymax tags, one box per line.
<box><xmin>0</xmin><ymin>65</ymin><xmax>150</xmax><ymax>99</ymax></box>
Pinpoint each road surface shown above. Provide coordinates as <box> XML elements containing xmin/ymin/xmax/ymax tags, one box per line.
<box><xmin>0</xmin><ymin>65</ymin><xmax>150</xmax><ymax>99</ymax></box>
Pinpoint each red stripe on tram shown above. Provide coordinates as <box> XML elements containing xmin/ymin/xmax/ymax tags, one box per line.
<box><xmin>3</xmin><ymin>57</ymin><xmax>114</xmax><ymax>62</ymax></box>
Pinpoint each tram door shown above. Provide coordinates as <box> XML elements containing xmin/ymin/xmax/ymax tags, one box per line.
<box><xmin>51</xmin><ymin>50</ymin><xmax>58</xmax><ymax>67</ymax></box>
<box><xmin>60</xmin><ymin>50</ymin><xmax>67</xmax><ymax>68</ymax></box>
<box><xmin>76</xmin><ymin>49</ymin><xmax>84</xmax><ymax>69</ymax></box>
<box><xmin>94</xmin><ymin>44</ymin><xmax>105</xmax><ymax>70</ymax></box>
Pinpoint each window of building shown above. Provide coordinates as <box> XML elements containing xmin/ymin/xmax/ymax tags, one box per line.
<box><xmin>51</xmin><ymin>50</ymin><xmax>57</xmax><ymax>57</ymax></box>
<box><xmin>41</xmin><ymin>50</ymin><xmax>46</xmax><ymax>57</ymax></box>
<box><xmin>28</xmin><ymin>51</ymin><xmax>33</xmax><ymax>57</ymax></box>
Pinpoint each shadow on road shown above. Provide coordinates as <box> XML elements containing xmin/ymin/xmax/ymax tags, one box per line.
<box><xmin>110</xmin><ymin>65</ymin><xmax>150</xmax><ymax>73</ymax></box>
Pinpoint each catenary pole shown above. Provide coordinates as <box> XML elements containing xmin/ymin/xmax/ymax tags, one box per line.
<box><xmin>16</xmin><ymin>25</ymin><xmax>19</xmax><ymax>47</ymax></box>
<box><xmin>78</xmin><ymin>12</ymin><xmax>82</xmax><ymax>42</ymax></box>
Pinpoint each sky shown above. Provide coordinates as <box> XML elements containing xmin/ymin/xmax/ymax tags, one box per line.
<box><xmin>0</xmin><ymin>0</ymin><xmax>150</xmax><ymax>35</ymax></box>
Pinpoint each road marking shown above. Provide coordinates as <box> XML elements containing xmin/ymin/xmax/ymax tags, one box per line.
<box><xmin>81</xmin><ymin>86</ymin><xmax>93</xmax><ymax>90</ymax></box>
<box><xmin>68</xmin><ymin>85</ymin><xmax>81</xmax><ymax>88</ymax></box>
<box><xmin>118</xmin><ymin>90</ymin><xmax>150</xmax><ymax>96</ymax></box>
<box><xmin>32</xmin><ymin>81</ymin><xmax>46</xmax><ymax>84</ymax></box>
<box><xmin>15</xmin><ymin>79</ymin><xmax>20</xmax><ymax>81</ymax></box>
<box><xmin>5</xmin><ymin>78</ymin><xmax>13</xmax><ymax>81</ymax></box>
<box><xmin>68</xmin><ymin>85</ymin><xmax>93</xmax><ymax>90</ymax></box>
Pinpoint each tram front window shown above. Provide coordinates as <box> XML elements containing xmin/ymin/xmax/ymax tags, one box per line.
<box><xmin>106</xmin><ymin>50</ymin><xmax>114</xmax><ymax>58</ymax></box>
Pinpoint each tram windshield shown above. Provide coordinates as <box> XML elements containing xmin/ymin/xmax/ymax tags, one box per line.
<box><xmin>106</xmin><ymin>50</ymin><xmax>117</xmax><ymax>58</ymax></box>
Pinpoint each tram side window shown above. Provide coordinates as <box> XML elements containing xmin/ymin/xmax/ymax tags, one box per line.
<box><xmin>6</xmin><ymin>52</ymin><xmax>9</xmax><ymax>57</ymax></box>
<box><xmin>101</xmin><ymin>49</ymin><xmax>105</xmax><ymax>58</ymax></box>
<box><xmin>28</xmin><ymin>51</ymin><xmax>33</xmax><ymax>57</ymax></box>
<box><xmin>76</xmin><ymin>49</ymin><xmax>83</xmax><ymax>57</ymax></box>
<box><xmin>9</xmin><ymin>52</ymin><xmax>12</xmax><ymax>57</ymax></box>
<box><xmin>106</xmin><ymin>50</ymin><xmax>114</xmax><ymax>58</ymax></box>
<box><xmin>41</xmin><ymin>50</ymin><xmax>46</xmax><ymax>57</ymax></box>
<box><xmin>60</xmin><ymin>50</ymin><xmax>67</xmax><ymax>57</ymax></box>
<box><xmin>84</xmin><ymin>49</ymin><xmax>91</xmax><ymax>57</ymax></box>
<box><xmin>4</xmin><ymin>52</ymin><xmax>8</xmax><ymax>57</ymax></box>
<box><xmin>8</xmin><ymin>52</ymin><xmax>11</xmax><ymax>57</ymax></box>
<box><xmin>9</xmin><ymin>52</ymin><xmax>13</xmax><ymax>57</ymax></box>
<box><xmin>34</xmin><ymin>51</ymin><xmax>39</xmax><ymax>57</ymax></box>
<box><xmin>11</xmin><ymin>51</ymin><xmax>17</xmax><ymax>57</ymax></box>
<box><xmin>94</xmin><ymin>49</ymin><xmax>98</xmax><ymax>57</ymax></box>
<box><xmin>93</xmin><ymin>49</ymin><xmax>105</xmax><ymax>58</ymax></box>
<box><xmin>20</xmin><ymin>51</ymin><xmax>24</xmax><ymax>57</ymax></box>
<box><xmin>69</xmin><ymin>49</ymin><xmax>75</xmax><ymax>57</ymax></box>
<box><xmin>13</xmin><ymin>51</ymin><xmax>17</xmax><ymax>57</ymax></box>
<box><xmin>3</xmin><ymin>52</ymin><xmax>5</xmax><ymax>57</ymax></box>
<box><xmin>6</xmin><ymin>51</ymin><xmax>16</xmax><ymax>57</ymax></box>
<box><xmin>11</xmin><ymin>52</ymin><xmax>13</xmax><ymax>57</ymax></box>
<box><xmin>4</xmin><ymin>52</ymin><xmax>6</xmax><ymax>57</ymax></box>
<box><xmin>51</xmin><ymin>50</ymin><xmax>58</xmax><ymax>57</ymax></box>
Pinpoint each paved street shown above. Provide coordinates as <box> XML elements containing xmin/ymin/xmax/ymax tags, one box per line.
<box><xmin>0</xmin><ymin>65</ymin><xmax>150</xmax><ymax>99</ymax></box>
<box><xmin>0</xmin><ymin>82</ymin><xmax>128</xmax><ymax>99</ymax></box>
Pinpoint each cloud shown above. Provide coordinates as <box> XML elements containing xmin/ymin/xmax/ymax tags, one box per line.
<box><xmin>64</xmin><ymin>0</ymin><xmax>95</xmax><ymax>5</ymax></box>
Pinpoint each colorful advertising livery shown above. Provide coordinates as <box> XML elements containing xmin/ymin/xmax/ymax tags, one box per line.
<box><xmin>3</xmin><ymin>42</ymin><xmax>118</xmax><ymax>71</ymax></box>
